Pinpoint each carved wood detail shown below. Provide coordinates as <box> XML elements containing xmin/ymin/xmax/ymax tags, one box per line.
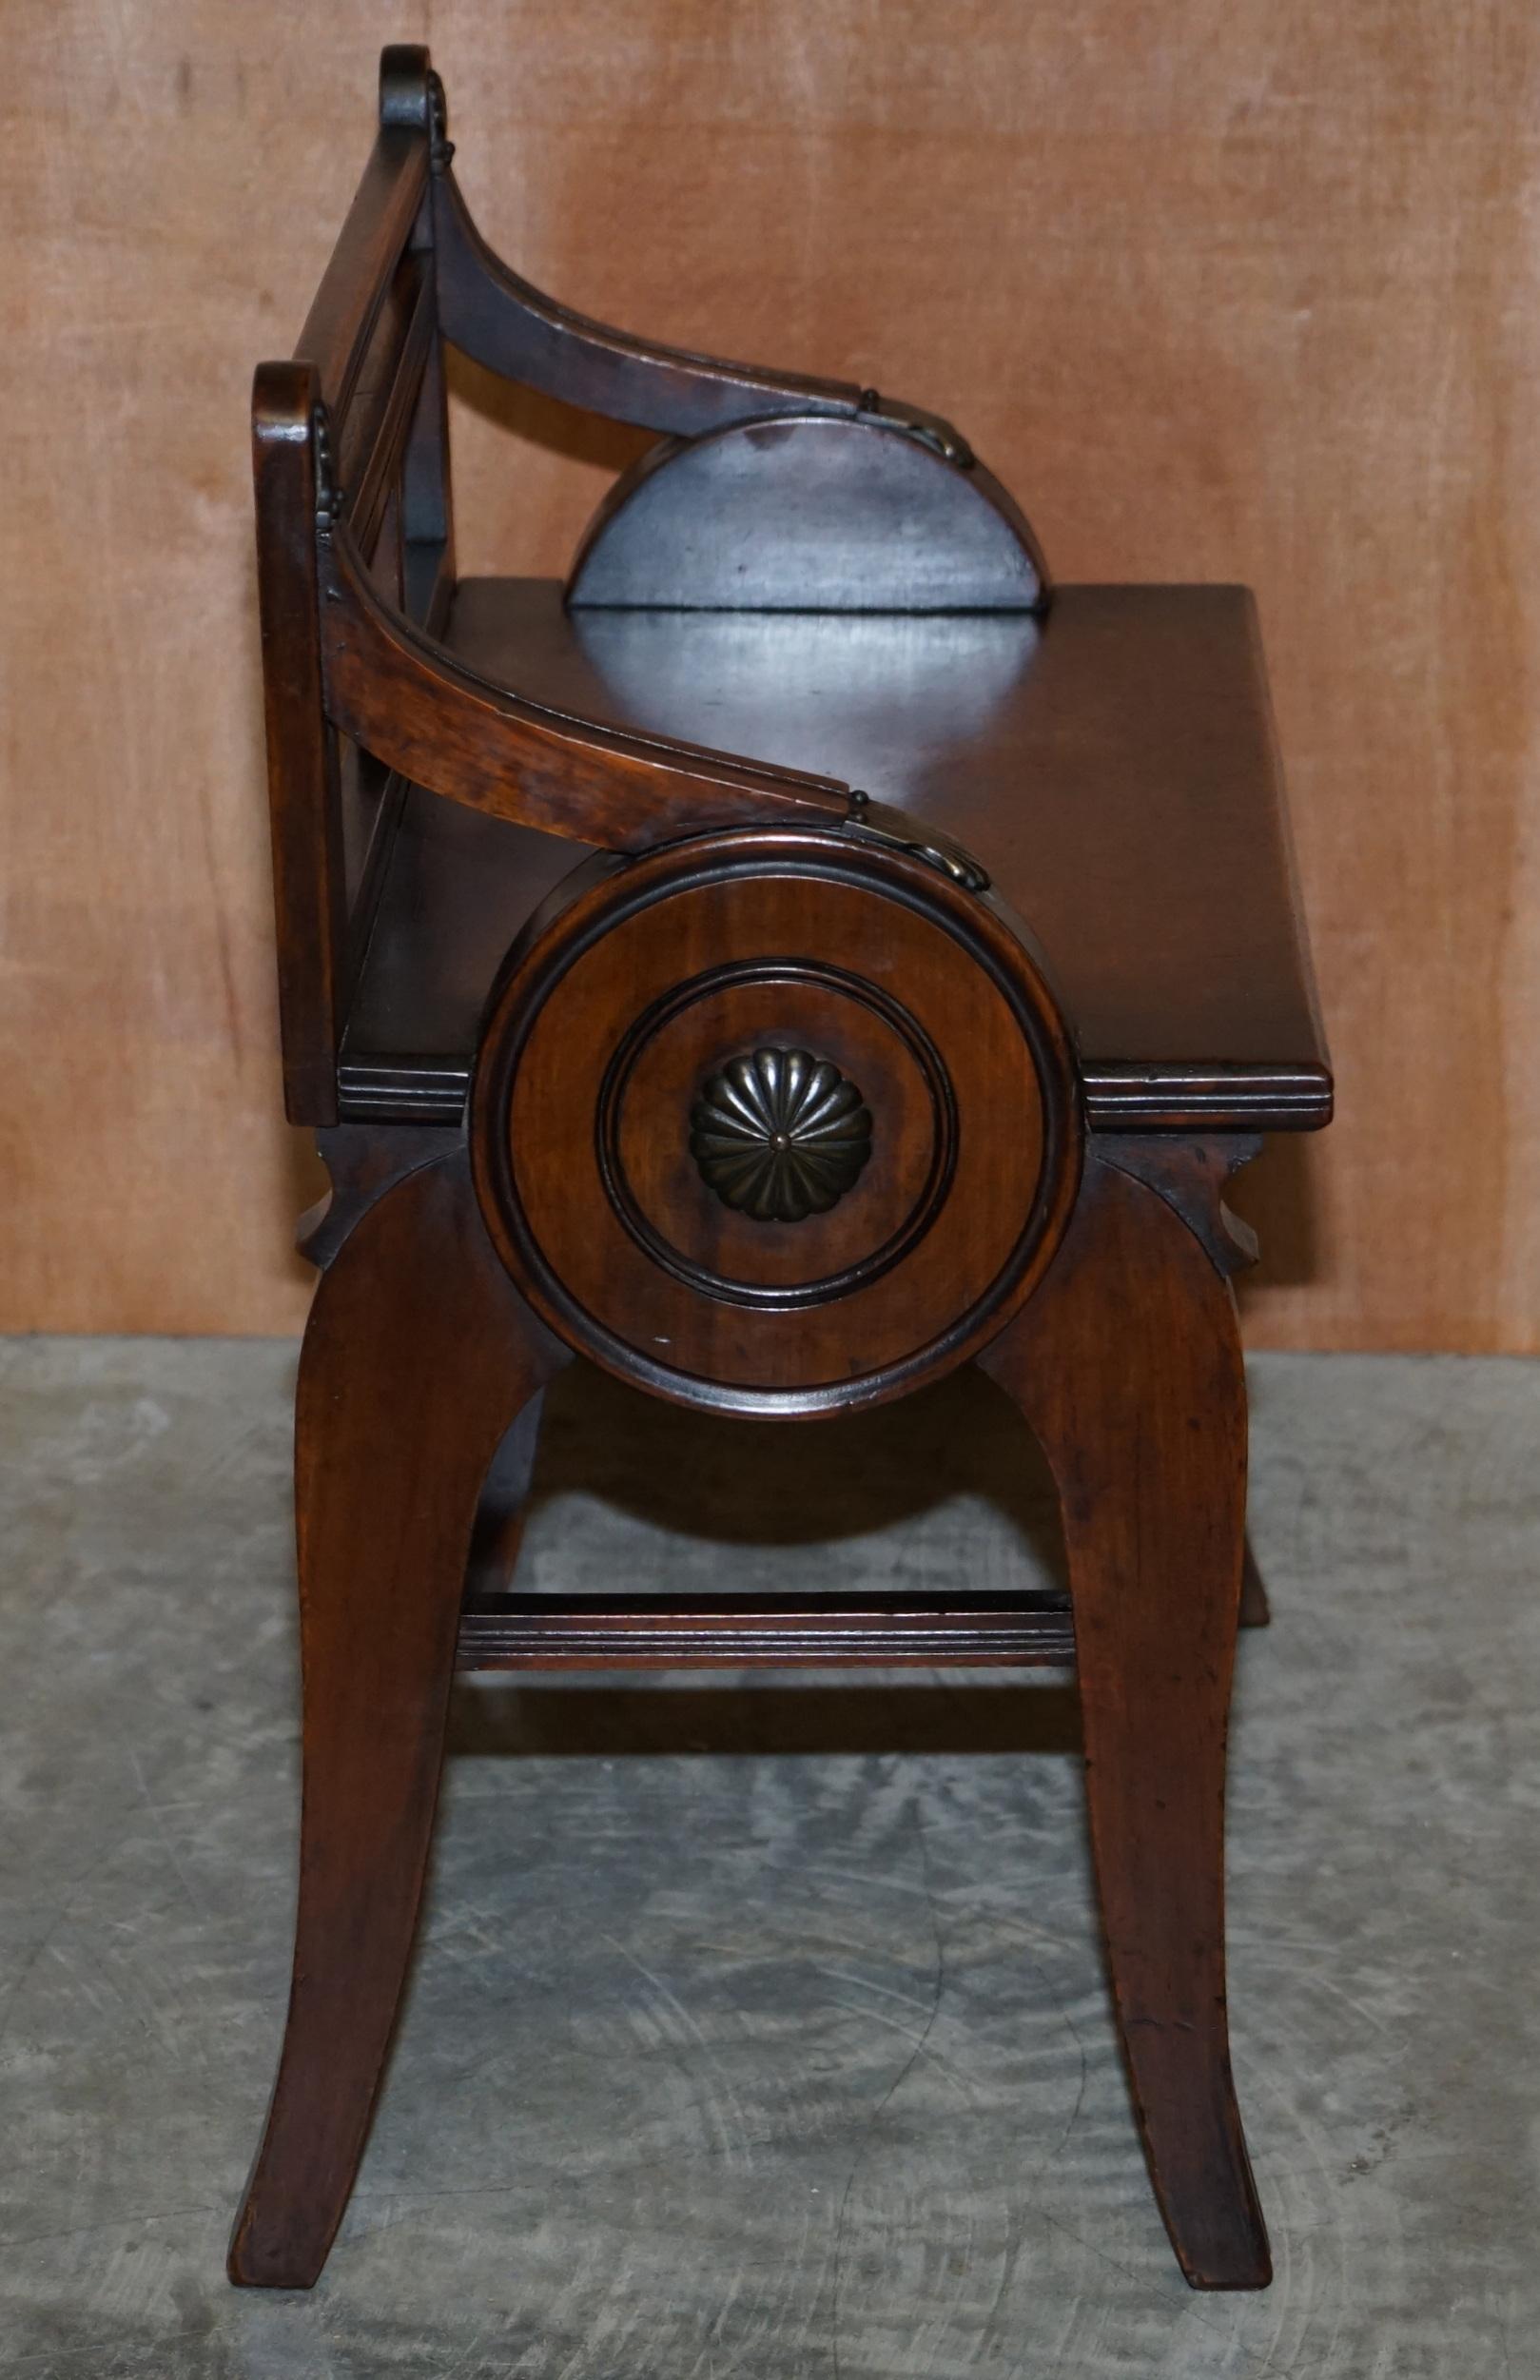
<box><xmin>689</xmin><ymin>1045</ymin><xmax>873</xmax><ymax>1222</ymax></box>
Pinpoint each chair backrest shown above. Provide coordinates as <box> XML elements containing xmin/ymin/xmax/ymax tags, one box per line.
<box><xmin>253</xmin><ymin>49</ymin><xmax>449</xmax><ymax>1124</ymax></box>
<box><xmin>253</xmin><ymin>46</ymin><xmax>1041</xmax><ymax>1126</ymax></box>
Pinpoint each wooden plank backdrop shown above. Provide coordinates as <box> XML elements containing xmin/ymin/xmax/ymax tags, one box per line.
<box><xmin>5</xmin><ymin>0</ymin><xmax>1539</xmax><ymax>1346</ymax></box>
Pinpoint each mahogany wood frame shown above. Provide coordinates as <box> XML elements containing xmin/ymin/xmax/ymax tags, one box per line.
<box><xmin>233</xmin><ymin>43</ymin><xmax>1330</xmax><ymax>2300</ymax></box>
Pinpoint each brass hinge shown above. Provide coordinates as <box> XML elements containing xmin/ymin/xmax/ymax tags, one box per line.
<box><xmin>845</xmin><ymin>793</ymin><xmax>991</xmax><ymax>893</ymax></box>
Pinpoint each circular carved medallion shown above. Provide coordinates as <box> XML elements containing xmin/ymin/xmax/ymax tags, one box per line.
<box><xmin>690</xmin><ymin>1046</ymin><xmax>872</xmax><ymax>1221</ymax></box>
<box><xmin>472</xmin><ymin>828</ymin><xmax>1082</xmax><ymax>1417</ymax></box>
<box><xmin>595</xmin><ymin>956</ymin><xmax>958</xmax><ymax>1311</ymax></box>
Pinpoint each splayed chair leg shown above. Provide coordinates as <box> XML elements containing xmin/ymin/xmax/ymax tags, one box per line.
<box><xmin>981</xmin><ymin>1147</ymin><xmax>1271</xmax><ymax>2290</ymax></box>
<box><xmin>229</xmin><ymin>1145</ymin><xmax>564</xmax><ymax>2288</ymax></box>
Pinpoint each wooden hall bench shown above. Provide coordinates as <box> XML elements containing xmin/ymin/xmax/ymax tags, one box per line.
<box><xmin>230</xmin><ymin>45</ymin><xmax>1332</xmax><ymax>2295</ymax></box>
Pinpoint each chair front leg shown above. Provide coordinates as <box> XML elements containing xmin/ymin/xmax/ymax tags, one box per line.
<box><xmin>980</xmin><ymin>1145</ymin><xmax>1270</xmax><ymax>2290</ymax></box>
<box><xmin>229</xmin><ymin>1144</ymin><xmax>566</xmax><ymax>2290</ymax></box>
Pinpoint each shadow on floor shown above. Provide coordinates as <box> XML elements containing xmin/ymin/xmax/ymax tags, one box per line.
<box><xmin>519</xmin><ymin>1357</ymin><xmax>1068</xmax><ymax>1556</ymax></box>
<box><xmin>447</xmin><ymin>1360</ymin><xmax>1080</xmax><ymax>1762</ymax></box>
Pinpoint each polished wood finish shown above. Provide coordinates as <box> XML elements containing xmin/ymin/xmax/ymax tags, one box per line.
<box><xmin>340</xmin><ymin>255</ymin><xmax>436</xmax><ymax>567</ymax></box>
<box><xmin>295</xmin><ymin>92</ymin><xmax>429</xmax><ymax>420</ymax></box>
<box><xmin>456</xmin><ymin>1578</ymin><xmax>1271</xmax><ymax>1672</ymax></box>
<box><xmin>260</xmin><ymin>46</ymin><xmax>1025</xmax><ymax>1126</ymax></box>
<box><xmin>228</xmin><ymin>1143</ymin><xmax>566</xmax><ymax>2290</ymax></box>
<box><xmin>253</xmin><ymin>46</ymin><xmax>439</xmax><ymax>1124</ymax></box>
<box><xmin>457</xmin><ymin>1590</ymin><xmax>1077</xmax><ymax>1668</ymax></box>
<box><xmin>253</xmin><ymin>361</ymin><xmax>348</xmax><ymax>1124</ymax></box>
<box><xmin>318</xmin><ymin>517</ymin><xmax>855</xmax><ymax>852</ymax></box>
<box><xmin>235</xmin><ymin>40</ymin><xmax>1331</xmax><ymax>2297</ymax></box>
<box><xmin>343</xmin><ymin>582</ymin><xmax>1330</xmax><ymax>1133</ymax></box>
<box><xmin>256</xmin><ymin>45</ymin><xmax>1322</xmax><ymax>1136</ymax></box>
<box><xmin>471</xmin><ymin>828</ymin><xmax>1082</xmax><ymax>1415</ymax></box>
<box><xmin>432</xmin><ymin>157</ymin><xmax>973</xmax><ymax>466</ymax></box>
<box><xmin>13</xmin><ymin>2</ymin><xmax>1522</xmax><ymax>1353</ymax></box>
<box><xmin>566</xmin><ymin>415</ymin><xmax>1046</xmax><ymax>611</ymax></box>
<box><xmin>434</xmin><ymin>157</ymin><xmax>861</xmax><ymax>435</ymax></box>
<box><xmin>981</xmin><ymin>1148</ymin><xmax>1269</xmax><ymax>2290</ymax></box>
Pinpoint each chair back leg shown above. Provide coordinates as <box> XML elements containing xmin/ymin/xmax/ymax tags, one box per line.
<box><xmin>981</xmin><ymin>1148</ymin><xmax>1271</xmax><ymax>2290</ymax></box>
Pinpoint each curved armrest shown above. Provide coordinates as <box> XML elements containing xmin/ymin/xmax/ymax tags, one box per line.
<box><xmin>317</xmin><ymin>493</ymin><xmax>855</xmax><ymax>852</ymax></box>
<box><xmin>372</xmin><ymin>42</ymin><xmax>972</xmax><ymax>458</ymax></box>
<box><xmin>431</xmin><ymin>145</ymin><xmax>970</xmax><ymax>462</ymax></box>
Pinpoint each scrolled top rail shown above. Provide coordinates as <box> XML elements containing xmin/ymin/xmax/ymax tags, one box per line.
<box><xmin>378</xmin><ymin>43</ymin><xmax>435</xmax><ymax>133</ymax></box>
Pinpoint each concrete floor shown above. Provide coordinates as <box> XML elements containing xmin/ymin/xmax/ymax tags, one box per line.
<box><xmin>1</xmin><ymin>1341</ymin><xmax>1537</xmax><ymax>2377</ymax></box>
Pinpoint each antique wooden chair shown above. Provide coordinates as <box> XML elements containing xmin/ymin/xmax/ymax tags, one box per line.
<box><xmin>231</xmin><ymin>46</ymin><xmax>1331</xmax><ymax>2294</ymax></box>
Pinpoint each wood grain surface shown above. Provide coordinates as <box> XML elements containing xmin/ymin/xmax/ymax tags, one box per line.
<box><xmin>6</xmin><ymin>1</ymin><xmax>1537</xmax><ymax>1344</ymax></box>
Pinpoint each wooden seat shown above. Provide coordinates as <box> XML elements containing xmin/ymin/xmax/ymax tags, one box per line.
<box><xmin>230</xmin><ymin>43</ymin><xmax>1330</xmax><ymax>2300</ymax></box>
<box><xmin>343</xmin><ymin>579</ymin><xmax>1328</xmax><ymax>1131</ymax></box>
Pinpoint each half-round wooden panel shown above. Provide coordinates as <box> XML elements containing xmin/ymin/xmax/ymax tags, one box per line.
<box><xmin>472</xmin><ymin>828</ymin><xmax>1082</xmax><ymax>1416</ymax></box>
<box><xmin>566</xmin><ymin>415</ymin><xmax>1048</xmax><ymax>614</ymax></box>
